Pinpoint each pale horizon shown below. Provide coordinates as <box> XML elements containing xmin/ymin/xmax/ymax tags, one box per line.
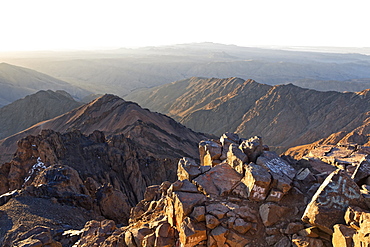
<box><xmin>1</xmin><ymin>0</ymin><xmax>370</xmax><ymax>52</ymax></box>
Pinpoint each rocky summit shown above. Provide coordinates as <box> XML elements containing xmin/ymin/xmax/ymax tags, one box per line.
<box><xmin>1</xmin><ymin>129</ymin><xmax>369</xmax><ymax>246</ymax></box>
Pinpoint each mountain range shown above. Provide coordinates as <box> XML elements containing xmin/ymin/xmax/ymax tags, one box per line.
<box><xmin>126</xmin><ymin>77</ymin><xmax>370</xmax><ymax>153</ymax></box>
<box><xmin>0</xmin><ymin>90</ymin><xmax>82</xmax><ymax>140</ymax></box>
<box><xmin>0</xmin><ymin>63</ymin><xmax>91</xmax><ymax>107</ymax></box>
<box><xmin>2</xmin><ymin>43</ymin><xmax>370</xmax><ymax>100</ymax></box>
<box><xmin>0</xmin><ymin>93</ymin><xmax>209</xmax><ymax>163</ymax></box>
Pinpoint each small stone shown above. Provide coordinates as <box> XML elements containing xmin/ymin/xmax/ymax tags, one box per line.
<box><xmin>206</xmin><ymin>214</ymin><xmax>220</xmax><ymax>229</ymax></box>
<box><xmin>259</xmin><ymin>203</ymin><xmax>289</xmax><ymax>227</ymax></box>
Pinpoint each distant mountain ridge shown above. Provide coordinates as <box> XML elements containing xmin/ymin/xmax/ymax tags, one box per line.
<box><xmin>0</xmin><ymin>90</ymin><xmax>82</xmax><ymax>140</ymax></box>
<box><xmin>0</xmin><ymin>63</ymin><xmax>91</xmax><ymax>107</ymax></box>
<box><xmin>0</xmin><ymin>94</ymin><xmax>209</xmax><ymax>163</ymax></box>
<box><xmin>3</xmin><ymin>42</ymin><xmax>370</xmax><ymax>97</ymax></box>
<box><xmin>126</xmin><ymin>77</ymin><xmax>370</xmax><ymax>153</ymax></box>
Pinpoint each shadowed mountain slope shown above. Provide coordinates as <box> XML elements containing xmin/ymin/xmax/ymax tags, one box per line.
<box><xmin>126</xmin><ymin>77</ymin><xmax>370</xmax><ymax>152</ymax></box>
<box><xmin>0</xmin><ymin>90</ymin><xmax>82</xmax><ymax>140</ymax></box>
<box><xmin>0</xmin><ymin>94</ymin><xmax>209</xmax><ymax>163</ymax></box>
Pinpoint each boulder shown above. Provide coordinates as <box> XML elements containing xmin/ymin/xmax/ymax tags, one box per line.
<box><xmin>242</xmin><ymin>162</ymin><xmax>271</xmax><ymax>201</ymax></box>
<box><xmin>177</xmin><ymin>158</ymin><xmax>201</xmax><ymax>181</ymax></box>
<box><xmin>302</xmin><ymin>169</ymin><xmax>366</xmax><ymax>234</ymax></box>
<box><xmin>259</xmin><ymin>203</ymin><xmax>290</xmax><ymax>227</ymax></box>
<box><xmin>257</xmin><ymin>151</ymin><xmax>296</xmax><ymax>180</ymax></box>
<box><xmin>208</xmin><ymin>226</ymin><xmax>228</xmax><ymax>246</ymax></box>
<box><xmin>199</xmin><ymin>140</ymin><xmax>222</xmax><ymax>166</ymax></box>
<box><xmin>178</xmin><ymin>217</ymin><xmax>207</xmax><ymax>247</ymax></box>
<box><xmin>227</xmin><ymin>143</ymin><xmax>248</xmax><ymax>174</ymax></box>
<box><xmin>220</xmin><ymin>132</ymin><xmax>239</xmax><ymax>146</ymax></box>
<box><xmin>239</xmin><ymin>136</ymin><xmax>264</xmax><ymax>162</ymax></box>
<box><xmin>352</xmin><ymin>158</ymin><xmax>370</xmax><ymax>183</ymax></box>
<box><xmin>171</xmin><ymin>191</ymin><xmax>206</xmax><ymax>228</ymax></box>
<box><xmin>193</xmin><ymin>163</ymin><xmax>242</xmax><ymax>196</ymax></box>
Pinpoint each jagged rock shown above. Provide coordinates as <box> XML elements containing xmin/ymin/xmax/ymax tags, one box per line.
<box><xmin>232</xmin><ymin>218</ymin><xmax>252</xmax><ymax>234</ymax></box>
<box><xmin>171</xmin><ymin>191</ymin><xmax>206</xmax><ymax>229</ymax></box>
<box><xmin>257</xmin><ymin>151</ymin><xmax>296</xmax><ymax>180</ymax></box>
<box><xmin>208</xmin><ymin>226</ymin><xmax>228</xmax><ymax>246</ymax></box>
<box><xmin>274</xmin><ymin>236</ymin><xmax>292</xmax><ymax>247</ymax></box>
<box><xmin>206</xmin><ymin>214</ymin><xmax>220</xmax><ymax>229</ymax></box>
<box><xmin>292</xmin><ymin>234</ymin><xmax>324</xmax><ymax>247</ymax></box>
<box><xmin>220</xmin><ymin>132</ymin><xmax>239</xmax><ymax>146</ymax></box>
<box><xmin>193</xmin><ymin>163</ymin><xmax>242</xmax><ymax>196</ymax></box>
<box><xmin>284</xmin><ymin>222</ymin><xmax>305</xmax><ymax>235</ymax></box>
<box><xmin>239</xmin><ymin>136</ymin><xmax>264</xmax><ymax>163</ymax></box>
<box><xmin>6</xmin><ymin>226</ymin><xmax>62</xmax><ymax>247</ymax></box>
<box><xmin>178</xmin><ymin>217</ymin><xmax>207</xmax><ymax>246</ymax></box>
<box><xmin>96</xmin><ymin>184</ymin><xmax>131</xmax><ymax>224</ymax></box>
<box><xmin>199</xmin><ymin>140</ymin><xmax>222</xmax><ymax>166</ymax></box>
<box><xmin>259</xmin><ymin>203</ymin><xmax>290</xmax><ymax>227</ymax></box>
<box><xmin>242</xmin><ymin>162</ymin><xmax>271</xmax><ymax>201</ymax></box>
<box><xmin>169</xmin><ymin>180</ymin><xmax>198</xmax><ymax>193</ymax></box>
<box><xmin>302</xmin><ymin>169</ymin><xmax>366</xmax><ymax>234</ymax></box>
<box><xmin>298</xmin><ymin>227</ymin><xmax>320</xmax><ymax>238</ymax></box>
<box><xmin>352</xmin><ymin>158</ymin><xmax>370</xmax><ymax>183</ymax></box>
<box><xmin>227</xmin><ymin>143</ymin><xmax>248</xmax><ymax>174</ymax></box>
<box><xmin>206</xmin><ymin>204</ymin><xmax>229</xmax><ymax>220</ymax></box>
<box><xmin>177</xmin><ymin>158</ymin><xmax>202</xmax><ymax>181</ymax></box>
<box><xmin>225</xmin><ymin>230</ymin><xmax>250</xmax><ymax>246</ymax></box>
<box><xmin>352</xmin><ymin>211</ymin><xmax>370</xmax><ymax>246</ymax></box>
<box><xmin>77</xmin><ymin>220</ymin><xmax>118</xmax><ymax>247</ymax></box>
<box><xmin>332</xmin><ymin>224</ymin><xmax>356</xmax><ymax>247</ymax></box>
<box><xmin>190</xmin><ymin>206</ymin><xmax>206</xmax><ymax>222</ymax></box>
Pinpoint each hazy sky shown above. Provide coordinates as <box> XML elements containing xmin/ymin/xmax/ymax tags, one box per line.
<box><xmin>1</xmin><ymin>0</ymin><xmax>369</xmax><ymax>51</ymax></box>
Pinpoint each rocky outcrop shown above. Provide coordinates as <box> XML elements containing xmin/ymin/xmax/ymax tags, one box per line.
<box><xmin>70</xmin><ymin>132</ymin><xmax>370</xmax><ymax>247</ymax></box>
<box><xmin>1</xmin><ymin>130</ymin><xmax>369</xmax><ymax>246</ymax></box>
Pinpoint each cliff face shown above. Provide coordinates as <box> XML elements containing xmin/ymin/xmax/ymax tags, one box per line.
<box><xmin>126</xmin><ymin>77</ymin><xmax>370</xmax><ymax>152</ymax></box>
<box><xmin>0</xmin><ymin>94</ymin><xmax>209</xmax><ymax>163</ymax></box>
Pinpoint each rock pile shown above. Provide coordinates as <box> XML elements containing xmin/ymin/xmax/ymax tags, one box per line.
<box><xmin>1</xmin><ymin>132</ymin><xmax>369</xmax><ymax>246</ymax></box>
<box><xmin>70</xmin><ymin>132</ymin><xmax>370</xmax><ymax>246</ymax></box>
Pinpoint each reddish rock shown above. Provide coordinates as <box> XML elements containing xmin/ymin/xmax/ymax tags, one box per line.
<box><xmin>178</xmin><ymin>217</ymin><xmax>207</xmax><ymax>247</ymax></box>
<box><xmin>225</xmin><ymin>230</ymin><xmax>250</xmax><ymax>246</ymax></box>
<box><xmin>206</xmin><ymin>214</ymin><xmax>220</xmax><ymax>229</ymax></box>
<box><xmin>227</xmin><ymin>143</ymin><xmax>248</xmax><ymax>174</ymax></box>
<box><xmin>209</xmin><ymin>226</ymin><xmax>228</xmax><ymax>246</ymax></box>
<box><xmin>239</xmin><ymin>136</ymin><xmax>264</xmax><ymax>162</ymax></box>
<box><xmin>171</xmin><ymin>191</ymin><xmax>206</xmax><ymax>228</ymax></box>
<box><xmin>259</xmin><ymin>203</ymin><xmax>290</xmax><ymax>227</ymax></box>
<box><xmin>292</xmin><ymin>235</ymin><xmax>324</xmax><ymax>247</ymax></box>
<box><xmin>199</xmin><ymin>140</ymin><xmax>222</xmax><ymax>166</ymax></box>
<box><xmin>302</xmin><ymin>169</ymin><xmax>366</xmax><ymax>234</ymax></box>
<box><xmin>177</xmin><ymin>158</ymin><xmax>202</xmax><ymax>181</ymax></box>
<box><xmin>242</xmin><ymin>162</ymin><xmax>271</xmax><ymax>201</ymax></box>
<box><xmin>193</xmin><ymin>163</ymin><xmax>242</xmax><ymax>196</ymax></box>
<box><xmin>220</xmin><ymin>132</ymin><xmax>239</xmax><ymax>146</ymax></box>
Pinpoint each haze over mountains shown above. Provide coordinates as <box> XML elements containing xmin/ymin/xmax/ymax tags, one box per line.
<box><xmin>0</xmin><ymin>43</ymin><xmax>370</xmax><ymax>246</ymax></box>
<box><xmin>2</xmin><ymin>43</ymin><xmax>370</xmax><ymax>102</ymax></box>
<box><xmin>126</xmin><ymin>77</ymin><xmax>370</xmax><ymax>152</ymax></box>
<box><xmin>0</xmin><ymin>63</ymin><xmax>91</xmax><ymax>107</ymax></box>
